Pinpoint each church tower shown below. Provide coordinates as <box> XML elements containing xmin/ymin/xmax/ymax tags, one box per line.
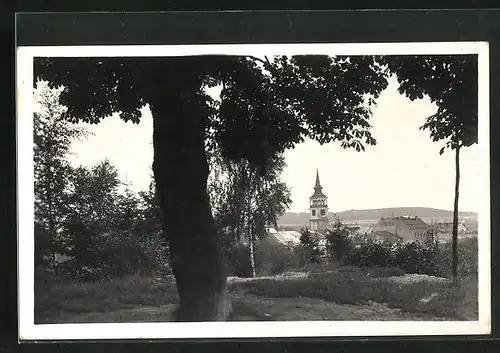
<box><xmin>309</xmin><ymin>169</ymin><xmax>329</xmax><ymax>232</ymax></box>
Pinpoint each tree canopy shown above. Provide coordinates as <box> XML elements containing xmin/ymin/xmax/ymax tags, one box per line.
<box><xmin>385</xmin><ymin>55</ymin><xmax>478</xmax><ymax>153</ymax></box>
<box><xmin>33</xmin><ymin>81</ymin><xmax>89</xmax><ymax>264</ymax></box>
<box><xmin>35</xmin><ymin>55</ymin><xmax>389</xmax><ymax>169</ymax></box>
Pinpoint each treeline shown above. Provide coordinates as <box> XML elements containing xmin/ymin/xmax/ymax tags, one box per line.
<box><xmin>297</xmin><ymin>219</ymin><xmax>478</xmax><ymax>278</ymax></box>
<box><xmin>224</xmin><ymin>217</ymin><xmax>478</xmax><ymax>279</ymax></box>
<box><xmin>36</xmin><ymin>161</ymin><xmax>167</xmax><ymax>281</ymax></box>
<box><xmin>34</xmin><ymin>81</ymin><xmax>166</xmax><ymax>282</ymax></box>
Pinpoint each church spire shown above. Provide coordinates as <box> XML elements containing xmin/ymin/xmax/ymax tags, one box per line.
<box><xmin>315</xmin><ymin>168</ymin><xmax>322</xmax><ymax>190</ymax></box>
<box><xmin>310</xmin><ymin>169</ymin><xmax>327</xmax><ymax>199</ymax></box>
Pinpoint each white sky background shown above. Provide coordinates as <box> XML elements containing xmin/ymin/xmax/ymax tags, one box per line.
<box><xmin>66</xmin><ymin>75</ymin><xmax>479</xmax><ymax>214</ymax></box>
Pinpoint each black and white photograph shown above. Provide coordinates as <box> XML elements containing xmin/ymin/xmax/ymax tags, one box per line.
<box><xmin>16</xmin><ymin>42</ymin><xmax>490</xmax><ymax>339</ymax></box>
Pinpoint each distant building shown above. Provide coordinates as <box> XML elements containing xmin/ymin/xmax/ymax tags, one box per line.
<box><xmin>434</xmin><ymin>221</ymin><xmax>468</xmax><ymax>234</ymax></box>
<box><xmin>372</xmin><ymin>216</ymin><xmax>431</xmax><ymax>243</ymax></box>
<box><xmin>370</xmin><ymin>230</ymin><xmax>402</xmax><ymax>243</ymax></box>
<box><xmin>309</xmin><ymin>169</ymin><xmax>329</xmax><ymax>233</ymax></box>
<box><xmin>264</xmin><ymin>227</ymin><xmax>301</xmax><ymax>246</ymax></box>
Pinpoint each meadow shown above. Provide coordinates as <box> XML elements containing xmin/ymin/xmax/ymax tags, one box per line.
<box><xmin>35</xmin><ymin>260</ymin><xmax>477</xmax><ymax>323</ymax></box>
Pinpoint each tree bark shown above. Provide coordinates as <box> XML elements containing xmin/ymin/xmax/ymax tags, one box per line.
<box><xmin>47</xmin><ymin>205</ymin><xmax>56</xmax><ymax>268</ymax></box>
<box><xmin>249</xmin><ymin>231</ymin><xmax>256</xmax><ymax>278</ymax></box>
<box><xmin>149</xmin><ymin>86</ymin><xmax>231</xmax><ymax>321</ymax></box>
<box><xmin>452</xmin><ymin>145</ymin><xmax>461</xmax><ymax>281</ymax></box>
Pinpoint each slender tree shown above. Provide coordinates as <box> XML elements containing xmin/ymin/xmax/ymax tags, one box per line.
<box><xmin>326</xmin><ymin>217</ymin><xmax>354</xmax><ymax>263</ymax></box>
<box><xmin>386</xmin><ymin>55</ymin><xmax>478</xmax><ymax>280</ymax></box>
<box><xmin>208</xmin><ymin>151</ymin><xmax>291</xmax><ymax>277</ymax></box>
<box><xmin>35</xmin><ymin>54</ymin><xmax>389</xmax><ymax>320</ymax></box>
<box><xmin>33</xmin><ymin>80</ymin><xmax>88</xmax><ymax>266</ymax></box>
<box><xmin>299</xmin><ymin>227</ymin><xmax>322</xmax><ymax>264</ymax></box>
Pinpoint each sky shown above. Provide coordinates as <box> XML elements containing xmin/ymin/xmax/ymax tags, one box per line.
<box><xmin>66</xmin><ymin>76</ymin><xmax>480</xmax><ymax>214</ymax></box>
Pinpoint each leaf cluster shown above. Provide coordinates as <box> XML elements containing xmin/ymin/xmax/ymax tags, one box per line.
<box><xmin>385</xmin><ymin>55</ymin><xmax>478</xmax><ymax>153</ymax></box>
<box><xmin>35</xmin><ymin>55</ymin><xmax>390</xmax><ymax>171</ymax></box>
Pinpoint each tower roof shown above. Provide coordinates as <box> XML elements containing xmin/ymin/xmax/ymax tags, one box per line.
<box><xmin>310</xmin><ymin>169</ymin><xmax>327</xmax><ymax>199</ymax></box>
<box><xmin>315</xmin><ymin>169</ymin><xmax>321</xmax><ymax>189</ymax></box>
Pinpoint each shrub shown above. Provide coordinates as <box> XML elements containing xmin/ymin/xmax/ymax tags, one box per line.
<box><xmin>34</xmin><ymin>223</ymin><xmax>53</xmax><ymax>268</ymax></box>
<box><xmin>434</xmin><ymin>238</ymin><xmax>478</xmax><ymax>277</ymax></box>
<box><xmin>340</xmin><ymin>236</ymin><xmax>441</xmax><ymax>276</ymax></box>
<box><xmin>55</xmin><ymin>260</ymin><xmax>107</xmax><ymax>282</ymax></box>
<box><xmin>225</xmin><ymin>243</ymin><xmax>253</xmax><ymax>278</ymax></box>
<box><xmin>54</xmin><ymin>230</ymin><xmax>170</xmax><ymax>282</ymax></box>
<box><xmin>344</xmin><ymin>238</ymin><xmax>394</xmax><ymax>268</ymax></box>
<box><xmin>225</xmin><ymin>236</ymin><xmax>303</xmax><ymax>277</ymax></box>
<box><xmin>34</xmin><ymin>265</ymin><xmax>55</xmax><ymax>293</ymax></box>
<box><xmin>392</xmin><ymin>241</ymin><xmax>439</xmax><ymax>276</ymax></box>
<box><xmin>299</xmin><ymin>228</ymin><xmax>323</xmax><ymax>264</ymax></box>
<box><xmin>254</xmin><ymin>237</ymin><xmax>301</xmax><ymax>276</ymax></box>
<box><xmin>292</xmin><ymin>244</ymin><xmax>318</xmax><ymax>268</ymax></box>
<box><xmin>325</xmin><ymin>220</ymin><xmax>354</xmax><ymax>263</ymax></box>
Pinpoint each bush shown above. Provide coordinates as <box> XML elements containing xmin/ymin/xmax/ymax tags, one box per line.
<box><xmin>292</xmin><ymin>244</ymin><xmax>318</xmax><ymax>268</ymax></box>
<box><xmin>55</xmin><ymin>230</ymin><xmax>170</xmax><ymax>282</ymax></box>
<box><xmin>34</xmin><ymin>223</ymin><xmax>53</xmax><ymax>268</ymax></box>
<box><xmin>225</xmin><ymin>237</ymin><xmax>303</xmax><ymax>277</ymax></box>
<box><xmin>434</xmin><ymin>238</ymin><xmax>478</xmax><ymax>277</ymax></box>
<box><xmin>55</xmin><ymin>261</ymin><xmax>109</xmax><ymax>282</ymax></box>
<box><xmin>34</xmin><ymin>266</ymin><xmax>55</xmax><ymax>293</ymax></box>
<box><xmin>299</xmin><ymin>228</ymin><xmax>323</xmax><ymax>264</ymax></box>
<box><xmin>325</xmin><ymin>218</ymin><xmax>354</xmax><ymax>263</ymax></box>
<box><xmin>225</xmin><ymin>243</ymin><xmax>253</xmax><ymax>278</ymax></box>
<box><xmin>254</xmin><ymin>237</ymin><xmax>301</xmax><ymax>276</ymax></box>
<box><xmin>344</xmin><ymin>238</ymin><xmax>394</xmax><ymax>268</ymax></box>
<box><xmin>341</xmin><ymin>236</ymin><xmax>441</xmax><ymax>276</ymax></box>
<box><xmin>392</xmin><ymin>241</ymin><xmax>439</xmax><ymax>276</ymax></box>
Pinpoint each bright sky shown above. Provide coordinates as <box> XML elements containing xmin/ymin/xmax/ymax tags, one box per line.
<box><xmin>67</xmin><ymin>76</ymin><xmax>480</xmax><ymax>214</ymax></box>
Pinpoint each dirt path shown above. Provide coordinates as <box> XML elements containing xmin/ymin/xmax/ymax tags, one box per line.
<box><xmin>49</xmin><ymin>293</ymin><xmax>443</xmax><ymax>323</ymax></box>
<box><xmin>232</xmin><ymin>294</ymin><xmax>444</xmax><ymax>321</ymax></box>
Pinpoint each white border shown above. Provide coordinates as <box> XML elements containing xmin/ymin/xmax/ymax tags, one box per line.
<box><xmin>17</xmin><ymin>42</ymin><xmax>491</xmax><ymax>340</ymax></box>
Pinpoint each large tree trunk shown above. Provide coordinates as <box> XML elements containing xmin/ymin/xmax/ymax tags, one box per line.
<box><xmin>149</xmin><ymin>85</ymin><xmax>232</xmax><ymax>321</ymax></box>
<box><xmin>452</xmin><ymin>145</ymin><xmax>461</xmax><ymax>281</ymax></box>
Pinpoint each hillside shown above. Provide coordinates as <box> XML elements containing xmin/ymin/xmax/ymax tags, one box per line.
<box><xmin>278</xmin><ymin>207</ymin><xmax>477</xmax><ymax>226</ymax></box>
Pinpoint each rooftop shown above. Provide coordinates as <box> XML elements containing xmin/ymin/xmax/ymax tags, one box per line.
<box><xmin>380</xmin><ymin>216</ymin><xmax>429</xmax><ymax>229</ymax></box>
<box><xmin>310</xmin><ymin>169</ymin><xmax>327</xmax><ymax>199</ymax></box>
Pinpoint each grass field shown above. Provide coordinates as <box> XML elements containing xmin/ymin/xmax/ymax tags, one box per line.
<box><xmin>34</xmin><ymin>265</ymin><xmax>477</xmax><ymax>323</ymax></box>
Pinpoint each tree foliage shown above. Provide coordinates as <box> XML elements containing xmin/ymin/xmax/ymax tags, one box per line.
<box><xmin>137</xmin><ymin>180</ymin><xmax>164</xmax><ymax>237</ymax></box>
<box><xmin>33</xmin><ymin>81</ymin><xmax>89</xmax><ymax>265</ymax></box>
<box><xmin>385</xmin><ymin>55</ymin><xmax>478</xmax><ymax>152</ymax></box>
<box><xmin>60</xmin><ymin>159</ymin><xmax>122</xmax><ymax>266</ymax></box>
<box><xmin>299</xmin><ymin>228</ymin><xmax>323</xmax><ymax>264</ymax></box>
<box><xmin>207</xmin><ymin>143</ymin><xmax>292</xmax><ymax>278</ymax></box>
<box><xmin>35</xmin><ymin>55</ymin><xmax>389</xmax><ymax>170</ymax></box>
<box><xmin>136</xmin><ymin>180</ymin><xmax>171</xmax><ymax>275</ymax></box>
<box><xmin>325</xmin><ymin>217</ymin><xmax>354</xmax><ymax>263</ymax></box>
<box><xmin>55</xmin><ymin>161</ymin><xmax>169</xmax><ymax>280</ymax></box>
<box><xmin>209</xmin><ymin>151</ymin><xmax>292</xmax><ymax>244</ymax></box>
